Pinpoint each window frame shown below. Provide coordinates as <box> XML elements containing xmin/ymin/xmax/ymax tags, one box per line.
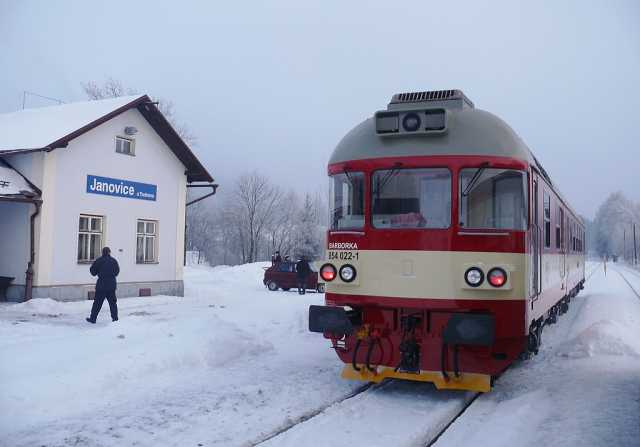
<box><xmin>555</xmin><ymin>205</ymin><xmax>561</xmax><ymax>249</ymax></box>
<box><xmin>77</xmin><ymin>214</ymin><xmax>104</xmax><ymax>263</ymax></box>
<box><xmin>458</xmin><ymin>167</ymin><xmax>528</xmax><ymax>231</ymax></box>
<box><xmin>370</xmin><ymin>167</ymin><xmax>452</xmax><ymax>230</ymax></box>
<box><xmin>329</xmin><ymin>171</ymin><xmax>366</xmax><ymax>231</ymax></box>
<box><xmin>543</xmin><ymin>191</ymin><xmax>551</xmax><ymax>249</ymax></box>
<box><xmin>115</xmin><ymin>136</ymin><xmax>136</xmax><ymax>156</ymax></box>
<box><xmin>136</xmin><ymin>219</ymin><xmax>158</xmax><ymax>264</ymax></box>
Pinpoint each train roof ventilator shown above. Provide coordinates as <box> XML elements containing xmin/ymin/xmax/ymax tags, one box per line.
<box><xmin>374</xmin><ymin>89</ymin><xmax>473</xmax><ymax>137</ymax></box>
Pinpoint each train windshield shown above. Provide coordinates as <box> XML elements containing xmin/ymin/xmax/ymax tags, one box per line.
<box><xmin>372</xmin><ymin>168</ymin><xmax>451</xmax><ymax>229</ymax></box>
<box><xmin>330</xmin><ymin>172</ymin><xmax>365</xmax><ymax>230</ymax></box>
<box><xmin>459</xmin><ymin>168</ymin><xmax>527</xmax><ymax>230</ymax></box>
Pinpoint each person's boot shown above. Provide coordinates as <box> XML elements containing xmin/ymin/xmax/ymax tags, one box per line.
<box><xmin>112</xmin><ymin>317</ymin><xmax>118</xmax><ymax>322</ymax></box>
<box><xmin>86</xmin><ymin>317</ymin><xmax>96</xmax><ymax>324</ymax></box>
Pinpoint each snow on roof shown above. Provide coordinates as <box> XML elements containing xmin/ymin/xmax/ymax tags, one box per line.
<box><xmin>0</xmin><ymin>163</ymin><xmax>38</xmax><ymax>198</ymax></box>
<box><xmin>0</xmin><ymin>95</ymin><xmax>145</xmax><ymax>152</ymax></box>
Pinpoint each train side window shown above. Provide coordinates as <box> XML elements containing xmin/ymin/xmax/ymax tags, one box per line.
<box><xmin>556</xmin><ymin>207</ymin><xmax>564</xmax><ymax>248</ymax></box>
<box><xmin>459</xmin><ymin>168</ymin><xmax>527</xmax><ymax>230</ymax></box>
<box><xmin>556</xmin><ymin>206</ymin><xmax>562</xmax><ymax>249</ymax></box>
<box><xmin>543</xmin><ymin>191</ymin><xmax>551</xmax><ymax>248</ymax></box>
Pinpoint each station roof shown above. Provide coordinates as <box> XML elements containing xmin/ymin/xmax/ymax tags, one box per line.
<box><xmin>0</xmin><ymin>95</ymin><xmax>214</xmax><ymax>183</ymax></box>
<box><xmin>0</xmin><ymin>160</ymin><xmax>40</xmax><ymax>203</ymax></box>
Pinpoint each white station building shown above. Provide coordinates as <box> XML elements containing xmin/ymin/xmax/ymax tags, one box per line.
<box><xmin>0</xmin><ymin>95</ymin><xmax>215</xmax><ymax>302</ymax></box>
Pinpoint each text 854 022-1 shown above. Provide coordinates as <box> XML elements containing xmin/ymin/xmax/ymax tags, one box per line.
<box><xmin>328</xmin><ymin>251</ymin><xmax>359</xmax><ymax>261</ymax></box>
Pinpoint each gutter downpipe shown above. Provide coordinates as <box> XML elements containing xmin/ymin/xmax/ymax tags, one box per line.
<box><xmin>25</xmin><ymin>201</ymin><xmax>42</xmax><ymax>301</ymax></box>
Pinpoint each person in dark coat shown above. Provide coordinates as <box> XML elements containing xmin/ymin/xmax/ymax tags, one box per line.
<box><xmin>86</xmin><ymin>247</ymin><xmax>120</xmax><ymax>323</ymax></box>
<box><xmin>295</xmin><ymin>257</ymin><xmax>311</xmax><ymax>295</ymax></box>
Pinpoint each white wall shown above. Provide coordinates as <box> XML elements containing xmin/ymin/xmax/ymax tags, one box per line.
<box><xmin>35</xmin><ymin>108</ymin><xmax>187</xmax><ymax>287</ymax></box>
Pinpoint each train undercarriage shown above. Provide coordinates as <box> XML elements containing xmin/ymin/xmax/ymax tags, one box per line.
<box><xmin>310</xmin><ymin>280</ymin><xmax>585</xmax><ymax>392</ymax></box>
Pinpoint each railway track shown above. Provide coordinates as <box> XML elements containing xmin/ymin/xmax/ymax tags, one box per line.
<box><xmin>250</xmin><ymin>381</ymin><xmax>383</xmax><ymax>446</ymax></box>
<box><xmin>615</xmin><ymin>266</ymin><xmax>640</xmax><ymax>300</ymax></box>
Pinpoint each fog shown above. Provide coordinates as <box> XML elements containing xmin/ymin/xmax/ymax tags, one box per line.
<box><xmin>1</xmin><ymin>0</ymin><xmax>638</xmax><ymax>218</ymax></box>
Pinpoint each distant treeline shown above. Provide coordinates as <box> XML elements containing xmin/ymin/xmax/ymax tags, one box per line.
<box><xmin>585</xmin><ymin>192</ymin><xmax>640</xmax><ymax>261</ymax></box>
<box><xmin>186</xmin><ymin>172</ymin><xmax>326</xmax><ymax>266</ymax></box>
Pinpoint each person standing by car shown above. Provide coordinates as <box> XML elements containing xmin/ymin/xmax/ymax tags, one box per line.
<box><xmin>273</xmin><ymin>251</ymin><xmax>282</xmax><ymax>264</ymax></box>
<box><xmin>86</xmin><ymin>247</ymin><xmax>120</xmax><ymax>323</ymax></box>
<box><xmin>296</xmin><ymin>257</ymin><xmax>311</xmax><ymax>295</ymax></box>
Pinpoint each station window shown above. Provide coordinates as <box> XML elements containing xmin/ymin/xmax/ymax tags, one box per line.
<box><xmin>78</xmin><ymin>214</ymin><xmax>103</xmax><ymax>262</ymax></box>
<box><xmin>116</xmin><ymin>136</ymin><xmax>135</xmax><ymax>156</ymax></box>
<box><xmin>136</xmin><ymin>219</ymin><xmax>158</xmax><ymax>263</ymax></box>
<box><xmin>543</xmin><ymin>191</ymin><xmax>551</xmax><ymax>248</ymax></box>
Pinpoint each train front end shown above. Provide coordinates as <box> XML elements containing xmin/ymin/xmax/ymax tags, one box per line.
<box><xmin>309</xmin><ymin>90</ymin><xmax>531</xmax><ymax>392</ymax></box>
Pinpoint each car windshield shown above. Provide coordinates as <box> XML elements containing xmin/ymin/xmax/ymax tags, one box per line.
<box><xmin>330</xmin><ymin>172</ymin><xmax>365</xmax><ymax>230</ymax></box>
<box><xmin>459</xmin><ymin>168</ymin><xmax>527</xmax><ymax>230</ymax></box>
<box><xmin>372</xmin><ymin>168</ymin><xmax>451</xmax><ymax>229</ymax></box>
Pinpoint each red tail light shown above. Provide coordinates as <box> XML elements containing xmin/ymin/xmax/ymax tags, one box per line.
<box><xmin>320</xmin><ymin>264</ymin><xmax>337</xmax><ymax>282</ymax></box>
<box><xmin>487</xmin><ymin>268</ymin><xmax>507</xmax><ymax>287</ymax></box>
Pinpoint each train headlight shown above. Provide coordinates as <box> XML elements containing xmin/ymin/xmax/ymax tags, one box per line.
<box><xmin>320</xmin><ymin>264</ymin><xmax>337</xmax><ymax>282</ymax></box>
<box><xmin>487</xmin><ymin>268</ymin><xmax>507</xmax><ymax>287</ymax></box>
<box><xmin>339</xmin><ymin>264</ymin><xmax>357</xmax><ymax>283</ymax></box>
<box><xmin>402</xmin><ymin>112</ymin><xmax>421</xmax><ymax>132</ymax></box>
<box><xmin>464</xmin><ymin>267</ymin><xmax>484</xmax><ymax>287</ymax></box>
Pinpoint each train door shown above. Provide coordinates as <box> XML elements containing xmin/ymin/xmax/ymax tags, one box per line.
<box><xmin>531</xmin><ymin>175</ymin><xmax>542</xmax><ymax>300</ymax></box>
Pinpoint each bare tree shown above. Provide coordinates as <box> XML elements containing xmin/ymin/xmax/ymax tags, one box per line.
<box><xmin>185</xmin><ymin>200</ymin><xmax>216</xmax><ymax>264</ymax></box>
<box><xmin>82</xmin><ymin>77</ymin><xmax>136</xmax><ymax>100</ymax></box>
<box><xmin>266</xmin><ymin>190</ymin><xmax>299</xmax><ymax>257</ymax></box>
<box><xmin>227</xmin><ymin>172</ymin><xmax>283</xmax><ymax>263</ymax></box>
<box><xmin>81</xmin><ymin>77</ymin><xmax>196</xmax><ymax>146</ymax></box>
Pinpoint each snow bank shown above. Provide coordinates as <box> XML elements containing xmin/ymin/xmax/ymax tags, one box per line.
<box><xmin>556</xmin><ymin>320</ymin><xmax>640</xmax><ymax>359</ymax></box>
<box><xmin>4</xmin><ymin>297</ymin><xmax>66</xmax><ymax>314</ymax></box>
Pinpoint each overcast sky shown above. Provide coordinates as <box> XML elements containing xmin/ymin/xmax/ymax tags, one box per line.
<box><xmin>1</xmin><ymin>0</ymin><xmax>638</xmax><ymax>218</ymax></box>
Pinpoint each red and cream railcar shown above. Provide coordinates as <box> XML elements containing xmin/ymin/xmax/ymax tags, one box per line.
<box><xmin>309</xmin><ymin>90</ymin><xmax>585</xmax><ymax>392</ymax></box>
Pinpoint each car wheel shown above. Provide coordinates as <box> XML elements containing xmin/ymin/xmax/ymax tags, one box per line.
<box><xmin>317</xmin><ymin>283</ymin><xmax>325</xmax><ymax>293</ymax></box>
<box><xmin>267</xmin><ymin>281</ymin><xmax>278</xmax><ymax>291</ymax></box>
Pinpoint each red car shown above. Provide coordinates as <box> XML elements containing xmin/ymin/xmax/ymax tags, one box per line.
<box><xmin>263</xmin><ymin>262</ymin><xmax>325</xmax><ymax>293</ymax></box>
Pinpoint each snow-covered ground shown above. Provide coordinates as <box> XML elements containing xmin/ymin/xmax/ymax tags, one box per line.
<box><xmin>1</xmin><ymin>261</ymin><xmax>639</xmax><ymax>446</ymax></box>
<box><xmin>0</xmin><ymin>263</ymin><xmax>360</xmax><ymax>446</ymax></box>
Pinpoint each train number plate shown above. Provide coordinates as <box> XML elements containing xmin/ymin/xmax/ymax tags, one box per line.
<box><xmin>328</xmin><ymin>251</ymin><xmax>359</xmax><ymax>261</ymax></box>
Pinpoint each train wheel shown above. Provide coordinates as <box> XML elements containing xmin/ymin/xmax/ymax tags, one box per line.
<box><xmin>267</xmin><ymin>281</ymin><xmax>279</xmax><ymax>291</ymax></box>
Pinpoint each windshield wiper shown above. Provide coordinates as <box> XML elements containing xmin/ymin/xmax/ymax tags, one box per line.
<box><xmin>374</xmin><ymin>162</ymin><xmax>403</xmax><ymax>197</ymax></box>
<box><xmin>343</xmin><ymin>166</ymin><xmax>356</xmax><ymax>187</ymax></box>
<box><xmin>462</xmin><ymin>162</ymin><xmax>490</xmax><ymax>197</ymax></box>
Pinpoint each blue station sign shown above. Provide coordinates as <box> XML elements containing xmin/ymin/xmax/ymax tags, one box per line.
<box><xmin>86</xmin><ymin>175</ymin><xmax>157</xmax><ymax>201</ymax></box>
